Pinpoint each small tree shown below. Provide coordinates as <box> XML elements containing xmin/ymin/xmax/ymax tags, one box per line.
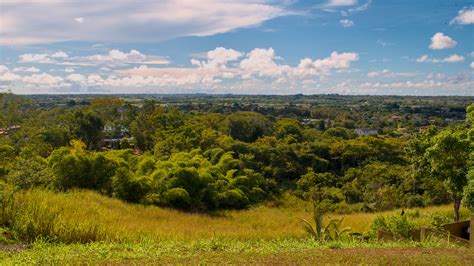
<box><xmin>425</xmin><ymin>128</ymin><xmax>470</xmax><ymax>221</ymax></box>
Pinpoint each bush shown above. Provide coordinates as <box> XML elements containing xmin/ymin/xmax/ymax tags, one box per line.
<box><xmin>370</xmin><ymin>214</ymin><xmax>417</xmax><ymax>240</ymax></box>
<box><xmin>162</xmin><ymin>188</ymin><xmax>192</xmax><ymax>210</ymax></box>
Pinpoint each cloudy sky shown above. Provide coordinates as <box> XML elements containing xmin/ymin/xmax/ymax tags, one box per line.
<box><xmin>0</xmin><ymin>0</ymin><xmax>473</xmax><ymax>95</ymax></box>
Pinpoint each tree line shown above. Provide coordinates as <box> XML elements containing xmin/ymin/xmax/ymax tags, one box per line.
<box><xmin>0</xmin><ymin>93</ymin><xmax>472</xmax><ymax>217</ymax></box>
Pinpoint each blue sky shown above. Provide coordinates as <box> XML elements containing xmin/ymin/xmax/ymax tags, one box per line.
<box><xmin>0</xmin><ymin>0</ymin><xmax>473</xmax><ymax>95</ymax></box>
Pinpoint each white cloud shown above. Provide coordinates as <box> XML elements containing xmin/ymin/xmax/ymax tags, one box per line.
<box><xmin>0</xmin><ymin>65</ymin><xmax>9</xmax><ymax>74</ymax></box>
<box><xmin>0</xmin><ymin>1</ymin><xmax>292</xmax><ymax>45</ymax></box>
<box><xmin>416</xmin><ymin>55</ymin><xmax>430</xmax><ymax>63</ymax></box>
<box><xmin>113</xmin><ymin>48</ymin><xmax>358</xmax><ymax>87</ymax></box>
<box><xmin>192</xmin><ymin>47</ymin><xmax>242</xmax><ymax>69</ymax></box>
<box><xmin>240</xmin><ymin>48</ymin><xmax>290</xmax><ymax>77</ymax></box>
<box><xmin>83</xmin><ymin>49</ymin><xmax>147</xmax><ymax>65</ymax></box>
<box><xmin>442</xmin><ymin>54</ymin><xmax>464</xmax><ymax>63</ymax></box>
<box><xmin>470</xmin><ymin>62</ymin><xmax>474</xmax><ymax>69</ymax></box>
<box><xmin>70</xmin><ymin>49</ymin><xmax>168</xmax><ymax>66</ymax></box>
<box><xmin>367</xmin><ymin>69</ymin><xmax>416</xmax><ymax>78</ymax></box>
<box><xmin>339</xmin><ymin>19</ymin><xmax>354</xmax><ymax>27</ymax></box>
<box><xmin>0</xmin><ymin>72</ymin><xmax>22</xmax><ymax>82</ymax></box>
<box><xmin>17</xmin><ymin>49</ymin><xmax>168</xmax><ymax>67</ymax></box>
<box><xmin>64</xmin><ymin>67</ymin><xmax>75</xmax><ymax>73</ymax></box>
<box><xmin>74</xmin><ymin>17</ymin><xmax>85</xmax><ymax>24</ymax></box>
<box><xmin>18</xmin><ymin>53</ymin><xmax>53</xmax><ymax>63</ymax></box>
<box><xmin>66</xmin><ymin>73</ymin><xmax>86</xmax><ymax>83</ymax></box>
<box><xmin>416</xmin><ymin>54</ymin><xmax>464</xmax><ymax>63</ymax></box>
<box><xmin>324</xmin><ymin>0</ymin><xmax>358</xmax><ymax>7</ymax></box>
<box><xmin>13</xmin><ymin>67</ymin><xmax>40</xmax><ymax>73</ymax></box>
<box><xmin>0</xmin><ymin>65</ymin><xmax>21</xmax><ymax>82</ymax></box>
<box><xmin>30</xmin><ymin>47</ymin><xmax>473</xmax><ymax>95</ymax></box>
<box><xmin>429</xmin><ymin>32</ymin><xmax>457</xmax><ymax>50</ymax></box>
<box><xmin>296</xmin><ymin>52</ymin><xmax>359</xmax><ymax>76</ymax></box>
<box><xmin>51</xmin><ymin>51</ymin><xmax>69</xmax><ymax>58</ymax></box>
<box><xmin>21</xmin><ymin>73</ymin><xmax>63</xmax><ymax>85</ymax></box>
<box><xmin>450</xmin><ymin>7</ymin><xmax>474</xmax><ymax>25</ymax></box>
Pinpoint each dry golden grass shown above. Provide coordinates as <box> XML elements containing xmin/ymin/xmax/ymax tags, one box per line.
<box><xmin>4</xmin><ymin>189</ymin><xmax>469</xmax><ymax>243</ymax></box>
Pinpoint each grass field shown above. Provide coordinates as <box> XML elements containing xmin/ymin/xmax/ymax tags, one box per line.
<box><xmin>1</xmin><ymin>189</ymin><xmax>472</xmax><ymax>264</ymax></box>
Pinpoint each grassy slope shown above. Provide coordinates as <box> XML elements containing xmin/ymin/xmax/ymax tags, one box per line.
<box><xmin>1</xmin><ymin>190</ymin><xmax>472</xmax><ymax>264</ymax></box>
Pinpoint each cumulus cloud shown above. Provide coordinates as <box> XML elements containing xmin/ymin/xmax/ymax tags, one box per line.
<box><xmin>192</xmin><ymin>47</ymin><xmax>242</xmax><ymax>69</ymax></box>
<box><xmin>339</xmin><ymin>19</ymin><xmax>354</xmax><ymax>27</ymax></box>
<box><xmin>22</xmin><ymin>73</ymin><xmax>63</xmax><ymax>85</ymax></box>
<box><xmin>66</xmin><ymin>74</ymin><xmax>86</xmax><ymax>83</ymax></box>
<box><xmin>0</xmin><ymin>0</ymin><xmax>293</xmax><ymax>45</ymax></box>
<box><xmin>450</xmin><ymin>7</ymin><xmax>474</xmax><ymax>25</ymax></box>
<box><xmin>470</xmin><ymin>62</ymin><xmax>474</xmax><ymax>69</ymax></box>
<box><xmin>429</xmin><ymin>32</ymin><xmax>457</xmax><ymax>50</ymax></box>
<box><xmin>240</xmin><ymin>48</ymin><xmax>290</xmax><ymax>78</ymax></box>
<box><xmin>116</xmin><ymin>48</ymin><xmax>359</xmax><ymax>86</ymax></box>
<box><xmin>416</xmin><ymin>54</ymin><xmax>464</xmax><ymax>63</ymax></box>
<box><xmin>6</xmin><ymin>47</ymin><xmax>359</xmax><ymax>92</ymax></box>
<box><xmin>296</xmin><ymin>52</ymin><xmax>359</xmax><ymax>76</ymax></box>
<box><xmin>78</xmin><ymin>49</ymin><xmax>148</xmax><ymax>66</ymax></box>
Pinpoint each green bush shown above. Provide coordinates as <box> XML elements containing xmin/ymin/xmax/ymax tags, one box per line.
<box><xmin>162</xmin><ymin>188</ymin><xmax>192</xmax><ymax>209</ymax></box>
<box><xmin>370</xmin><ymin>214</ymin><xmax>417</xmax><ymax>240</ymax></box>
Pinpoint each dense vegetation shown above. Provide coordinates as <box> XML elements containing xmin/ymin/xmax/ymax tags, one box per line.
<box><xmin>1</xmin><ymin>93</ymin><xmax>472</xmax><ymax>263</ymax></box>
<box><xmin>1</xmin><ymin>93</ymin><xmax>472</xmax><ymax>216</ymax></box>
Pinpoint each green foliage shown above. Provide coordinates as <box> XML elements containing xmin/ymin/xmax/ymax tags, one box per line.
<box><xmin>464</xmin><ymin>103</ymin><xmax>474</xmax><ymax>211</ymax></box>
<box><xmin>274</xmin><ymin>118</ymin><xmax>304</xmax><ymax>141</ymax></box>
<box><xmin>424</xmin><ymin>127</ymin><xmax>470</xmax><ymax>220</ymax></box>
<box><xmin>49</xmin><ymin>145</ymin><xmax>118</xmax><ymax>192</ymax></box>
<box><xmin>145</xmin><ymin>150</ymin><xmax>273</xmax><ymax>210</ymax></box>
<box><xmin>226</xmin><ymin>112</ymin><xmax>272</xmax><ymax>142</ymax></box>
<box><xmin>1</xmin><ymin>93</ymin><xmax>472</xmax><ymax>216</ymax></box>
<box><xmin>302</xmin><ymin>203</ymin><xmax>352</xmax><ymax>241</ymax></box>
<box><xmin>370</xmin><ymin>214</ymin><xmax>417</xmax><ymax>240</ymax></box>
<box><xmin>71</xmin><ymin>111</ymin><xmax>104</xmax><ymax>150</ymax></box>
<box><xmin>5</xmin><ymin>156</ymin><xmax>52</xmax><ymax>189</ymax></box>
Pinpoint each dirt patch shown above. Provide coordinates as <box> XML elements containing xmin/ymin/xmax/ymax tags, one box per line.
<box><xmin>0</xmin><ymin>244</ymin><xmax>32</xmax><ymax>252</ymax></box>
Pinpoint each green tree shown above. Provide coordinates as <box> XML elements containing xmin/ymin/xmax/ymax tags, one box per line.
<box><xmin>463</xmin><ymin>103</ymin><xmax>474</xmax><ymax>211</ymax></box>
<box><xmin>425</xmin><ymin>127</ymin><xmax>470</xmax><ymax>221</ymax></box>
<box><xmin>226</xmin><ymin>112</ymin><xmax>272</xmax><ymax>142</ymax></box>
<box><xmin>71</xmin><ymin>111</ymin><xmax>104</xmax><ymax>150</ymax></box>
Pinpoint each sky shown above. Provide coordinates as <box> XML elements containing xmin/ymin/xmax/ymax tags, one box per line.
<box><xmin>0</xmin><ymin>0</ymin><xmax>473</xmax><ymax>95</ymax></box>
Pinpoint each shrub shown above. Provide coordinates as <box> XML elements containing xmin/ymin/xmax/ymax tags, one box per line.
<box><xmin>370</xmin><ymin>214</ymin><xmax>417</xmax><ymax>240</ymax></box>
<box><xmin>162</xmin><ymin>188</ymin><xmax>192</xmax><ymax>209</ymax></box>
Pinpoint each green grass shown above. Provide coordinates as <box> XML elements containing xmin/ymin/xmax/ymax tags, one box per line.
<box><xmin>1</xmin><ymin>240</ymin><xmax>472</xmax><ymax>265</ymax></box>
<box><xmin>2</xmin><ymin>189</ymin><xmax>470</xmax><ymax>243</ymax></box>
<box><xmin>0</xmin><ymin>189</ymin><xmax>472</xmax><ymax>264</ymax></box>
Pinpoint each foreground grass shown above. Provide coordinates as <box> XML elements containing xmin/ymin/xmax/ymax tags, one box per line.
<box><xmin>1</xmin><ymin>239</ymin><xmax>472</xmax><ymax>265</ymax></box>
<box><xmin>2</xmin><ymin>189</ymin><xmax>470</xmax><ymax>243</ymax></box>
<box><xmin>1</xmin><ymin>189</ymin><xmax>472</xmax><ymax>264</ymax></box>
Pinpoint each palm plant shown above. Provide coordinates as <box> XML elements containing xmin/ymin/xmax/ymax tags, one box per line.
<box><xmin>302</xmin><ymin>204</ymin><xmax>351</xmax><ymax>241</ymax></box>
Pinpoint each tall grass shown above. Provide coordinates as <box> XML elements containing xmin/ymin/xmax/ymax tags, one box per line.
<box><xmin>0</xmin><ymin>189</ymin><xmax>469</xmax><ymax>243</ymax></box>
